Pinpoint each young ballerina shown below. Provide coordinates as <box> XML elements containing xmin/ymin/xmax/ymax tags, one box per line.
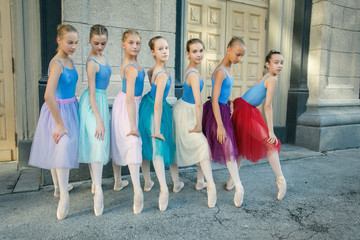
<box><xmin>230</xmin><ymin>50</ymin><xmax>286</xmax><ymax>200</ymax></box>
<box><xmin>28</xmin><ymin>24</ymin><xmax>79</xmax><ymax>220</ymax></box>
<box><xmin>202</xmin><ymin>37</ymin><xmax>246</xmax><ymax>207</ymax></box>
<box><xmin>170</xmin><ymin>38</ymin><xmax>217</xmax><ymax>207</ymax></box>
<box><xmin>139</xmin><ymin>36</ymin><xmax>175</xmax><ymax>211</ymax></box>
<box><xmin>78</xmin><ymin>25</ymin><xmax>111</xmax><ymax>216</ymax></box>
<box><xmin>110</xmin><ymin>29</ymin><xmax>145</xmax><ymax>214</ymax></box>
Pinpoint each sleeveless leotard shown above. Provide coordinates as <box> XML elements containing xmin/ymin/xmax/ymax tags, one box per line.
<box><xmin>149</xmin><ymin>71</ymin><xmax>172</xmax><ymax>100</ymax></box>
<box><xmin>182</xmin><ymin>71</ymin><xmax>204</xmax><ymax>104</ymax></box>
<box><xmin>50</xmin><ymin>59</ymin><xmax>78</xmax><ymax>99</ymax></box>
<box><xmin>121</xmin><ymin>64</ymin><xmax>145</xmax><ymax>97</ymax></box>
<box><xmin>211</xmin><ymin>67</ymin><xmax>234</xmax><ymax>104</ymax></box>
<box><xmin>242</xmin><ymin>74</ymin><xmax>271</xmax><ymax>107</ymax></box>
<box><xmin>87</xmin><ymin>58</ymin><xmax>111</xmax><ymax>90</ymax></box>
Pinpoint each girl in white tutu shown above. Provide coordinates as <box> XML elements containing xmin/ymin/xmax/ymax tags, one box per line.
<box><xmin>78</xmin><ymin>25</ymin><xmax>111</xmax><ymax>216</ymax></box>
<box><xmin>170</xmin><ymin>39</ymin><xmax>217</xmax><ymax>208</ymax></box>
<box><xmin>110</xmin><ymin>30</ymin><xmax>145</xmax><ymax>214</ymax></box>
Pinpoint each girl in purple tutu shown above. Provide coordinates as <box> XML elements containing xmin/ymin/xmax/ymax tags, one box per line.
<box><xmin>230</xmin><ymin>50</ymin><xmax>286</xmax><ymax>200</ymax></box>
<box><xmin>202</xmin><ymin>37</ymin><xmax>245</xmax><ymax>207</ymax></box>
<box><xmin>28</xmin><ymin>24</ymin><xmax>79</xmax><ymax>220</ymax></box>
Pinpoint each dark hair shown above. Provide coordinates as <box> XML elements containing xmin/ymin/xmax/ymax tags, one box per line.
<box><xmin>186</xmin><ymin>38</ymin><xmax>205</xmax><ymax>52</ymax></box>
<box><xmin>57</xmin><ymin>24</ymin><xmax>78</xmax><ymax>39</ymax></box>
<box><xmin>122</xmin><ymin>29</ymin><xmax>141</xmax><ymax>42</ymax></box>
<box><xmin>148</xmin><ymin>36</ymin><xmax>164</xmax><ymax>50</ymax></box>
<box><xmin>265</xmin><ymin>50</ymin><xmax>281</xmax><ymax>63</ymax></box>
<box><xmin>90</xmin><ymin>24</ymin><xmax>108</xmax><ymax>39</ymax></box>
<box><xmin>227</xmin><ymin>36</ymin><xmax>245</xmax><ymax>48</ymax></box>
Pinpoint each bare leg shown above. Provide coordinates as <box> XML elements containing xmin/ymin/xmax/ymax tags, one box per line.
<box><xmin>112</xmin><ymin>161</ymin><xmax>129</xmax><ymax>191</ymax></box>
<box><xmin>170</xmin><ymin>163</ymin><xmax>184</xmax><ymax>193</ymax></box>
<box><xmin>152</xmin><ymin>158</ymin><xmax>169</xmax><ymax>211</ymax></box>
<box><xmin>199</xmin><ymin>160</ymin><xmax>217</xmax><ymax>208</ymax></box>
<box><xmin>142</xmin><ymin>159</ymin><xmax>154</xmax><ymax>192</ymax></box>
<box><xmin>55</xmin><ymin>168</ymin><xmax>70</xmax><ymax>220</ymax></box>
<box><xmin>91</xmin><ymin>162</ymin><xmax>104</xmax><ymax>216</ymax></box>
<box><xmin>226</xmin><ymin>160</ymin><xmax>244</xmax><ymax>207</ymax></box>
<box><xmin>195</xmin><ymin>164</ymin><xmax>207</xmax><ymax>190</ymax></box>
<box><xmin>128</xmin><ymin>164</ymin><xmax>144</xmax><ymax>214</ymax></box>
<box><xmin>268</xmin><ymin>151</ymin><xmax>286</xmax><ymax>200</ymax></box>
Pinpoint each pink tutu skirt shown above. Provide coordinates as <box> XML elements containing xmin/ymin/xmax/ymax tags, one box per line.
<box><xmin>231</xmin><ymin>97</ymin><xmax>281</xmax><ymax>163</ymax></box>
<box><xmin>202</xmin><ymin>100</ymin><xmax>238</xmax><ymax>165</ymax></box>
<box><xmin>110</xmin><ymin>92</ymin><xmax>142</xmax><ymax>166</ymax></box>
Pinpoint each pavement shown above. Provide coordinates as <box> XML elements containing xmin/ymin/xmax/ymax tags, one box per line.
<box><xmin>0</xmin><ymin>145</ymin><xmax>359</xmax><ymax>240</ymax></box>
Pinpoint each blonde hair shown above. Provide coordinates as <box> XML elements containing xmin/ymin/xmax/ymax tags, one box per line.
<box><xmin>227</xmin><ymin>36</ymin><xmax>245</xmax><ymax>48</ymax></box>
<box><xmin>90</xmin><ymin>24</ymin><xmax>108</xmax><ymax>39</ymax></box>
<box><xmin>57</xmin><ymin>24</ymin><xmax>77</xmax><ymax>40</ymax></box>
<box><xmin>122</xmin><ymin>29</ymin><xmax>141</xmax><ymax>42</ymax></box>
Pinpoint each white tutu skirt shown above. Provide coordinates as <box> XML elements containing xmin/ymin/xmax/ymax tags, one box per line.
<box><xmin>173</xmin><ymin>99</ymin><xmax>210</xmax><ymax>167</ymax></box>
<box><xmin>110</xmin><ymin>92</ymin><xmax>142</xmax><ymax>166</ymax></box>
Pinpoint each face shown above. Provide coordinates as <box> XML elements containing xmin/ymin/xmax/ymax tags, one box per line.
<box><xmin>122</xmin><ymin>34</ymin><xmax>141</xmax><ymax>56</ymax></box>
<box><xmin>89</xmin><ymin>34</ymin><xmax>108</xmax><ymax>54</ymax></box>
<box><xmin>227</xmin><ymin>43</ymin><xmax>246</xmax><ymax>64</ymax></box>
<box><xmin>58</xmin><ymin>31</ymin><xmax>79</xmax><ymax>55</ymax></box>
<box><xmin>266</xmin><ymin>54</ymin><xmax>284</xmax><ymax>75</ymax></box>
<box><xmin>151</xmin><ymin>38</ymin><xmax>169</xmax><ymax>61</ymax></box>
<box><xmin>187</xmin><ymin>42</ymin><xmax>204</xmax><ymax>65</ymax></box>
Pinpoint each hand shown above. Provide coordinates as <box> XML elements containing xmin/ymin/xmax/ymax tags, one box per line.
<box><xmin>217</xmin><ymin>125</ymin><xmax>226</xmax><ymax>144</ymax></box>
<box><xmin>267</xmin><ymin>131</ymin><xmax>279</xmax><ymax>146</ymax></box>
<box><xmin>95</xmin><ymin>120</ymin><xmax>105</xmax><ymax>141</ymax></box>
<box><xmin>151</xmin><ymin>133</ymin><xmax>165</xmax><ymax>141</ymax></box>
<box><xmin>127</xmin><ymin>128</ymin><xmax>140</xmax><ymax>137</ymax></box>
<box><xmin>53</xmin><ymin>124</ymin><xmax>69</xmax><ymax>144</ymax></box>
<box><xmin>188</xmin><ymin>124</ymin><xmax>202</xmax><ymax>133</ymax></box>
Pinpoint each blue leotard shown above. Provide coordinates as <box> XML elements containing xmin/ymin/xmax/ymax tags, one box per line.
<box><xmin>182</xmin><ymin>71</ymin><xmax>204</xmax><ymax>104</ymax></box>
<box><xmin>121</xmin><ymin>64</ymin><xmax>145</xmax><ymax>97</ymax></box>
<box><xmin>149</xmin><ymin>71</ymin><xmax>172</xmax><ymax>101</ymax></box>
<box><xmin>242</xmin><ymin>74</ymin><xmax>271</xmax><ymax>107</ymax></box>
<box><xmin>49</xmin><ymin>59</ymin><xmax>78</xmax><ymax>99</ymax></box>
<box><xmin>87</xmin><ymin>58</ymin><xmax>111</xmax><ymax>90</ymax></box>
<box><xmin>211</xmin><ymin>67</ymin><xmax>234</xmax><ymax>104</ymax></box>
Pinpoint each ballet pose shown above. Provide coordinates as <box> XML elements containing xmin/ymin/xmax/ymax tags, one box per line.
<box><xmin>230</xmin><ymin>50</ymin><xmax>287</xmax><ymax>200</ymax></box>
<box><xmin>78</xmin><ymin>25</ymin><xmax>111</xmax><ymax>216</ymax></box>
<box><xmin>170</xmin><ymin>38</ymin><xmax>217</xmax><ymax>207</ymax></box>
<box><xmin>110</xmin><ymin>30</ymin><xmax>145</xmax><ymax>214</ymax></box>
<box><xmin>202</xmin><ymin>37</ymin><xmax>246</xmax><ymax>207</ymax></box>
<box><xmin>29</xmin><ymin>24</ymin><xmax>79</xmax><ymax>220</ymax></box>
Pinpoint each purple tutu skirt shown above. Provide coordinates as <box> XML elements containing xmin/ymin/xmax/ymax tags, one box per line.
<box><xmin>28</xmin><ymin>97</ymin><xmax>79</xmax><ymax>169</ymax></box>
<box><xmin>202</xmin><ymin>100</ymin><xmax>238</xmax><ymax>165</ymax></box>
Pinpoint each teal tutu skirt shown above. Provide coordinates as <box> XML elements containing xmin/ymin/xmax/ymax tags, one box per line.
<box><xmin>78</xmin><ymin>88</ymin><xmax>110</xmax><ymax>165</ymax></box>
<box><xmin>139</xmin><ymin>93</ymin><xmax>175</xmax><ymax>167</ymax></box>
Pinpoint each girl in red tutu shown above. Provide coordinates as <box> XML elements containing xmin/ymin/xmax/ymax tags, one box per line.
<box><xmin>202</xmin><ymin>37</ymin><xmax>246</xmax><ymax>207</ymax></box>
<box><xmin>230</xmin><ymin>50</ymin><xmax>287</xmax><ymax>200</ymax></box>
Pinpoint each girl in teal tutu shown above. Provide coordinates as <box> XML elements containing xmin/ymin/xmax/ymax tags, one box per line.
<box><xmin>78</xmin><ymin>25</ymin><xmax>111</xmax><ymax>216</ymax></box>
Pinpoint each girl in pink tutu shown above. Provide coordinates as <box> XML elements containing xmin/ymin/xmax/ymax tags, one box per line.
<box><xmin>230</xmin><ymin>50</ymin><xmax>286</xmax><ymax>200</ymax></box>
<box><xmin>110</xmin><ymin>30</ymin><xmax>145</xmax><ymax>214</ymax></box>
<box><xmin>202</xmin><ymin>37</ymin><xmax>245</xmax><ymax>207</ymax></box>
<box><xmin>28</xmin><ymin>24</ymin><xmax>79</xmax><ymax>220</ymax></box>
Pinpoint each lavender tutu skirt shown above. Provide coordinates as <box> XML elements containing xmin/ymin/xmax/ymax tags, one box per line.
<box><xmin>28</xmin><ymin>97</ymin><xmax>79</xmax><ymax>169</ymax></box>
<box><xmin>202</xmin><ymin>100</ymin><xmax>238</xmax><ymax>165</ymax></box>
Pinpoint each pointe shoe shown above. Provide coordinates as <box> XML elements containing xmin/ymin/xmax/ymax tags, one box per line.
<box><xmin>57</xmin><ymin>192</ymin><xmax>70</xmax><ymax>220</ymax></box>
<box><xmin>172</xmin><ymin>181</ymin><xmax>184</xmax><ymax>193</ymax></box>
<box><xmin>113</xmin><ymin>180</ymin><xmax>129</xmax><ymax>192</ymax></box>
<box><xmin>195</xmin><ymin>181</ymin><xmax>207</xmax><ymax>191</ymax></box>
<box><xmin>94</xmin><ymin>185</ymin><xmax>104</xmax><ymax>216</ymax></box>
<box><xmin>54</xmin><ymin>184</ymin><xmax>74</xmax><ymax>198</ymax></box>
<box><xmin>207</xmin><ymin>184</ymin><xmax>217</xmax><ymax>208</ymax></box>
<box><xmin>133</xmin><ymin>191</ymin><xmax>144</xmax><ymax>214</ymax></box>
<box><xmin>91</xmin><ymin>183</ymin><xmax>95</xmax><ymax>194</ymax></box>
<box><xmin>234</xmin><ymin>183</ymin><xmax>244</xmax><ymax>207</ymax></box>
<box><xmin>159</xmin><ymin>190</ymin><xmax>169</xmax><ymax>211</ymax></box>
<box><xmin>226</xmin><ymin>179</ymin><xmax>235</xmax><ymax>191</ymax></box>
<box><xmin>143</xmin><ymin>180</ymin><xmax>154</xmax><ymax>192</ymax></box>
<box><xmin>275</xmin><ymin>176</ymin><xmax>287</xmax><ymax>200</ymax></box>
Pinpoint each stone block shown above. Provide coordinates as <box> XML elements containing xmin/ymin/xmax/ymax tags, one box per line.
<box><xmin>160</xmin><ymin>0</ymin><xmax>177</xmax><ymax>33</ymax></box>
<box><xmin>331</xmin><ymin>28</ymin><xmax>354</xmax><ymax>53</ymax></box>
<box><xmin>13</xmin><ymin>168</ymin><xmax>41</xmax><ymax>193</ymax></box>
<box><xmin>62</xmin><ymin>0</ymin><xmax>83</xmax><ymax>22</ymax></box>
<box><xmin>17</xmin><ymin>140</ymin><xmax>32</xmax><ymax>169</ymax></box>
<box><xmin>309</xmin><ymin>25</ymin><xmax>331</xmax><ymax>51</ymax></box>
<box><xmin>307</xmin><ymin>49</ymin><xmax>329</xmax><ymax>76</ymax></box>
<box><xmin>343</xmin><ymin>8</ymin><xmax>358</xmax><ymax>31</ymax></box>
<box><xmin>331</xmin><ymin>0</ymin><xmax>360</xmax><ymax>9</ymax></box>
<box><xmin>311</xmin><ymin>1</ymin><xmax>331</xmax><ymax>27</ymax></box>
<box><xmin>355</xmin><ymin>54</ymin><xmax>360</xmax><ymax>77</ymax></box>
<box><xmin>328</xmin><ymin>52</ymin><xmax>341</xmax><ymax>77</ymax></box>
<box><xmin>104</xmin><ymin>27</ymin><xmax>123</xmax><ymax>68</ymax></box>
<box><xmin>330</xmin><ymin>4</ymin><xmax>344</xmax><ymax>29</ymax></box>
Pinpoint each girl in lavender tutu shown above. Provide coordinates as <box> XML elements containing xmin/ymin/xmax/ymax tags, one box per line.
<box><xmin>29</xmin><ymin>24</ymin><xmax>79</xmax><ymax>220</ymax></box>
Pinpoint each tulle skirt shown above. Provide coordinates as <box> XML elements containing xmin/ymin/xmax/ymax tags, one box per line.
<box><xmin>110</xmin><ymin>91</ymin><xmax>142</xmax><ymax>166</ymax></box>
<box><xmin>231</xmin><ymin>97</ymin><xmax>281</xmax><ymax>163</ymax></box>
<box><xmin>173</xmin><ymin>99</ymin><xmax>210</xmax><ymax>167</ymax></box>
<box><xmin>78</xmin><ymin>88</ymin><xmax>110</xmax><ymax>165</ymax></box>
<box><xmin>202</xmin><ymin>100</ymin><xmax>238</xmax><ymax>165</ymax></box>
<box><xmin>138</xmin><ymin>93</ymin><xmax>175</xmax><ymax>167</ymax></box>
<box><xmin>28</xmin><ymin>97</ymin><xmax>79</xmax><ymax>169</ymax></box>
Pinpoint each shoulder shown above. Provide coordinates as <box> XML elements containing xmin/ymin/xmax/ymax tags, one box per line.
<box><xmin>124</xmin><ymin>64</ymin><xmax>138</xmax><ymax>75</ymax></box>
<box><xmin>186</xmin><ymin>71</ymin><xmax>199</xmax><ymax>84</ymax></box>
<box><xmin>86</xmin><ymin>58</ymin><xmax>99</xmax><ymax>69</ymax></box>
<box><xmin>214</xmin><ymin>67</ymin><xmax>226</xmax><ymax>81</ymax></box>
<box><xmin>49</xmin><ymin>59</ymin><xmax>63</xmax><ymax>74</ymax></box>
<box><xmin>264</xmin><ymin>75</ymin><xmax>278</xmax><ymax>88</ymax></box>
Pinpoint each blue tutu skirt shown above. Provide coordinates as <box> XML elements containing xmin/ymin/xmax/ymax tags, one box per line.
<box><xmin>28</xmin><ymin>97</ymin><xmax>79</xmax><ymax>169</ymax></box>
<box><xmin>138</xmin><ymin>93</ymin><xmax>175</xmax><ymax>167</ymax></box>
<box><xmin>78</xmin><ymin>88</ymin><xmax>110</xmax><ymax>165</ymax></box>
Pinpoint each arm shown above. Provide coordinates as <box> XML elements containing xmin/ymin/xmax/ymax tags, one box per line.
<box><xmin>211</xmin><ymin>70</ymin><xmax>227</xmax><ymax>144</ymax></box>
<box><xmin>87</xmin><ymin>61</ymin><xmax>105</xmax><ymax>141</ymax></box>
<box><xmin>264</xmin><ymin>76</ymin><xmax>279</xmax><ymax>145</ymax></box>
<box><xmin>125</xmin><ymin>66</ymin><xmax>140</xmax><ymax>137</ymax></box>
<box><xmin>151</xmin><ymin>73</ymin><xmax>167</xmax><ymax>141</ymax></box>
<box><xmin>44</xmin><ymin>61</ymin><xmax>67</xmax><ymax>144</ymax></box>
<box><xmin>188</xmin><ymin>73</ymin><xmax>203</xmax><ymax>133</ymax></box>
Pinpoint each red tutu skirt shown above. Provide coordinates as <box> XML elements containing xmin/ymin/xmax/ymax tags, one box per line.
<box><xmin>231</xmin><ymin>98</ymin><xmax>281</xmax><ymax>163</ymax></box>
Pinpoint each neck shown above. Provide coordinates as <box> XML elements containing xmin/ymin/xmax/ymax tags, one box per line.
<box><xmin>221</xmin><ymin>55</ymin><xmax>232</xmax><ymax>68</ymax></box>
<box><xmin>57</xmin><ymin>50</ymin><xmax>69</xmax><ymax>59</ymax></box>
<box><xmin>124</xmin><ymin>53</ymin><xmax>137</xmax><ymax>62</ymax></box>
<box><xmin>155</xmin><ymin>59</ymin><xmax>166</xmax><ymax>68</ymax></box>
<box><xmin>188</xmin><ymin>61</ymin><xmax>200</xmax><ymax>69</ymax></box>
<box><xmin>267</xmin><ymin>71</ymin><xmax>276</xmax><ymax>77</ymax></box>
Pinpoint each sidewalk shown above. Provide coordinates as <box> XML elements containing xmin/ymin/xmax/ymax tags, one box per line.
<box><xmin>0</xmin><ymin>146</ymin><xmax>359</xmax><ymax>239</ymax></box>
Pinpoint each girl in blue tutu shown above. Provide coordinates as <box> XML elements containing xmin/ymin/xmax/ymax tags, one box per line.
<box><xmin>78</xmin><ymin>25</ymin><xmax>111</xmax><ymax>216</ymax></box>
<box><xmin>28</xmin><ymin>24</ymin><xmax>79</xmax><ymax>220</ymax></box>
<box><xmin>139</xmin><ymin>36</ymin><xmax>175</xmax><ymax>211</ymax></box>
